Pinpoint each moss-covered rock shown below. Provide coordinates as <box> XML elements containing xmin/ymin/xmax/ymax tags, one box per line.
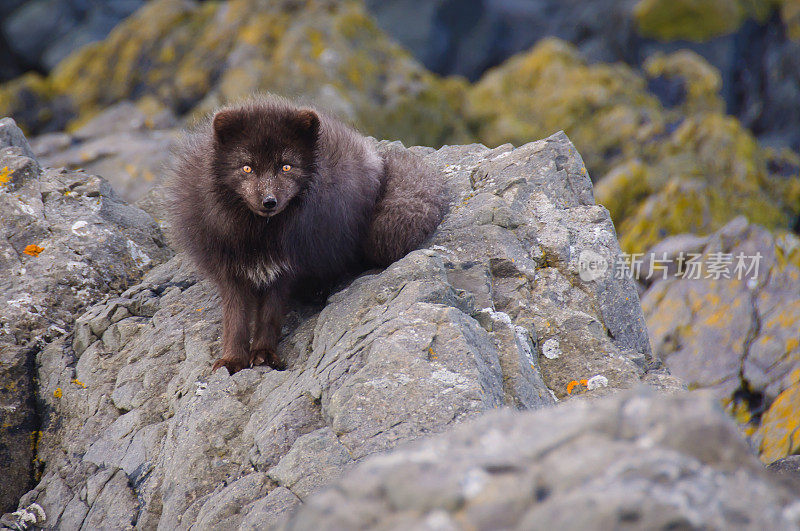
<box><xmin>593</xmin><ymin>160</ymin><xmax>655</xmax><ymax>225</ymax></box>
<box><xmin>468</xmin><ymin>40</ymin><xmax>798</xmax><ymax>253</ymax></box>
<box><xmin>0</xmin><ymin>0</ymin><xmax>470</xmax><ymax>149</ymax></box>
<box><xmin>468</xmin><ymin>38</ymin><xmax>665</xmax><ymax>178</ymax></box>
<box><xmin>633</xmin><ymin>0</ymin><xmax>774</xmax><ymax>42</ymax></box>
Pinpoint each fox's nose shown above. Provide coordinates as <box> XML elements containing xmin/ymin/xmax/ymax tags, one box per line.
<box><xmin>262</xmin><ymin>196</ymin><xmax>277</xmax><ymax>210</ymax></box>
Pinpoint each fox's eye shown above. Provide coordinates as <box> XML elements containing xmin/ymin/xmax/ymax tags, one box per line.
<box><xmin>242</xmin><ymin>165</ymin><xmax>252</xmax><ymax>173</ymax></box>
<box><xmin>282</xmin><ymin>164</ymin><xmax>292</xmax><ymax>172</ymax></box>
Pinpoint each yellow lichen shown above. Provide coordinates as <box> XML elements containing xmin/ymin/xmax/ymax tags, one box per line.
<box><xmin>757</xmin><ymin>382</ymin><xmax>800</xmax><ymax>463</ymax></box>
<box><xmin>0</xmin><ymin>166</ymin><xmax>12</xmax><ymax>185</ymax></box>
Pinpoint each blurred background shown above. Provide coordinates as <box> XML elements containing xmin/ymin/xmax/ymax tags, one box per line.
<box><xmin>0</xmin><ymin>0</ymin><xmax>798</xmax><ymax>257</ymax></box>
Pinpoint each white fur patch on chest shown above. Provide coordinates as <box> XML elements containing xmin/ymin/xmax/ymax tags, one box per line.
<box><xmin>240</xmin><ymin>259</ymin><xmax>289</xmax><ymax>287</ymax></box>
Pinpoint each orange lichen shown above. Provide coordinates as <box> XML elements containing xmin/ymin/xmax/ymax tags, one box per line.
<box><xmin>567</xmin><ymin>379</ymin><xmax>590</xmax><ymax>394</ymax></box>
<box><xmin>53</xmin><ymin>388</ymin><xmax>62</xmax><ymax>398</ymax></box>
<box><xmin>428</xmin><ymin>347</ymin><xmax>438</xmax><ymax>360</ymax></box>
<box><xmin>23</xmin><ymin>244</ymin><xmax>44</xmax><ymax>257</ymax></box>
<box><xmin>0</xmin><ymin>166</ymin><xmax>12</xmax><ymax>185</ymax></box>
<box><xmin>71</xmin><ymin>379</ymin><xmax>86</xmax><ymax>389</ymax></box>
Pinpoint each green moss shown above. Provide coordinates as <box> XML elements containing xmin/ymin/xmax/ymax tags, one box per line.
<box><xmin>634</xmin><ymin>0</ymin><xmax>746</xmax><ymax>41</ymax></box>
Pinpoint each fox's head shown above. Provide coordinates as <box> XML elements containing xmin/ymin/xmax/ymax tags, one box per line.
<box><xmin>210</xmin><ymin>103</ymin><xmax>319</xmax><ymax>218</ymax></box>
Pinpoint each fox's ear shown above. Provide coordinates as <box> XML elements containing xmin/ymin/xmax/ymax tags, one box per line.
<box><xmin>293</xmin><ymin>109</ymin><xmax>320</xmax><ymax>143</ymax></box>
<box><xmin>212</xmin><ymin>109</ymin><xmax>243</xmax><ymax>144</ymax></box>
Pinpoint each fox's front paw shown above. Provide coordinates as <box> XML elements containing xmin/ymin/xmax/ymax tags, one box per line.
<box><xmin>251</xmin><ymin>349</ymin><xmax>286</xmax><ymax>371</ymax></box>
<box><xmin>211</xmin><ymin>357</ymin><xmax>249</xmax><ymax>374</ymax></box>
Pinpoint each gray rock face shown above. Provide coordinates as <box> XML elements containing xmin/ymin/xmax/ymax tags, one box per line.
<box><xmin>281</xmin><ymin>389</ymin><xmax>800</xmax><ymax>530</ymax></box>
<box><xmin>6</xmin><ymin>131</ymin><xmax>680</xmax><ymax>528</ymax></box>
<box><xmin>29</xmin><ymin>101</ymin><xmax>179</xmax><ymax>206</ymax></box>
<box><xmin>0</xmin><ymin>118</ymin><xmax>172</xmax><ymax>512</ymax></box>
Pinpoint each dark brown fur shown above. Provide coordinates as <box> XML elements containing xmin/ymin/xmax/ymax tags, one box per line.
<box><xmin>167</xmin><ymin>96</ymin><xmax>446</xmax><ymax>374</ymax></box>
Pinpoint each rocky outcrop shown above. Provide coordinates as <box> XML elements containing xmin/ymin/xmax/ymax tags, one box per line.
<box><xmin>0</xmin><ymin>118</ymin><xmax>171</xmax><ymax>512</ymax></box>
<box><xmin>3</xmin><ymin>130</ymin><xmax>682</xmax><ymax>528</ymax></box>
<box><xmin>281</xmin><ymin>389</ymin><xmax>800</xmax><ymax>529</ymax></box>
<box><xmin>641</xmin><ymin>217</ymin><xmax>800</xmax><ymax>463</ymax></box>
<box><xmin>29</xmin><ymin>101</ymin><xmax>179</xmax><ymax>205</ymax></box>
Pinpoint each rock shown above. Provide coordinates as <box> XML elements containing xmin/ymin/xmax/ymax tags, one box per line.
<box><xmin>10</xmin><ymin>132</ymin><xmax>679</xmax><ymax>527</ymax></box>
<box><xmin>0</xmin><ymin>118</ymin><xmax>171</xmax><ymax>513</ymax></box>
<box><xmin>28</xmin><ymin>101</ymin><xmax>179</xmax><ymax>204</ymax></box>
<box><xmin>758</xmin><ymin>382</ymin><xmax>800</xmax><ymax>464</ymax></box>
<box><xmin>280</xmin><ymin>389</ymin><xmax>800</xmax><ymax>529</ymax></box>
<box><xmin>4</xmin><ymin>2</ymin><xmax>799</xmax><ymax>254</ymax></box>
<box><xmin>0</xmin><ymin>1</ymin><xmax>145</xmax><ymax>79</ymax></box>
<box><xmin>0</xmin><ymin>118</ymin><xmax>35</xmax><ymax>159</ymax></box>
<box><xmin>768</xmin><ymin>455</ymin><xmax>800</xmax><ymax>479</ymax></box>
<box><xmin>366</xmin><ymin>0</ymin><xmax>641</xmax><ymax>81</ymax></box>
<box><xmin>641</xmin><ymin>216</ymin><xmax>800</xmax><ymax>462</ymax></box>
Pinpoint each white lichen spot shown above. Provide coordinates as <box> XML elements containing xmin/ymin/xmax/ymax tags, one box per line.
<box><xmin>492</xmin><ymin>149</ymin><xmax>513</xmax><ymax>161</ymax></box>
<box><xmin>195</xmin><ymin>382</ymin><xmax>208</xmax><ymax>396</ymax></box>
<box><xmin>17</xmin><ymin>201</ymin><xmax>36</xmax><ymax>216</ymax></box>
<box><xmin>586</xmin><ymin>374</ymin><xmax>609</xmax><ymax>390</ymax></box>
<box><xmin>71</xmin><ymin>220</ymin><xmax>90</xmax><ymax>236</ymax></box>
<box><xmin>542</xmin><ymin>338</ymin><xmax>561</xmax><ymax>360</ymax></box>
<box><xmin>430</xmin><ymin>245</ymin><xmax>453</xmax><ymax>256</ymax></box>
<box><xmin>126</xmin><ymin>239</ymin><xmax>151</xmax><ymax>267</ymax></box>
<box><xmin>431</xmin><ymin>367</ymin><xmax>470</xmax><ymax>391</ymax></box>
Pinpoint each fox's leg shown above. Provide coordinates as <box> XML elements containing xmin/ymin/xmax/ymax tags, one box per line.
<box><xmin>212</xmin><ymin>280</ymin><xmax>256</xmax><ymax>374</ymax></box>
<box><xmin>250</xmin><ymin>282</ymin><xmax>290</xmax><ymax>370</ymax></box>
